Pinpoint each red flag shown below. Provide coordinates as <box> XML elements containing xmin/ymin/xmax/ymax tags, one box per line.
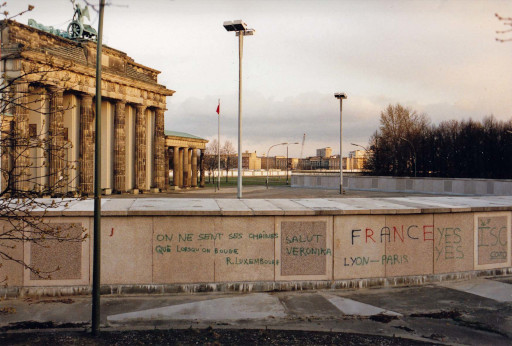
<box><xmin>216</xmin><ymin>99</ymin><xmax>220</xmax><ymax>115</ymax></box>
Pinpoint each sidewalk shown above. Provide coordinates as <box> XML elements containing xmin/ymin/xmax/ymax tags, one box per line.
<box><xmin>1</xmin><ymin>276</ymin><xmax>511</xmax><ymax>345</ymax></box>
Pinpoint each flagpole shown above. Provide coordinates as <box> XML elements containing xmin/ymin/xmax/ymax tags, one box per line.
<box><xmin>217</xmin><ymin>99</ymin><xmax>221</xmax><ymax>190</ymax></box>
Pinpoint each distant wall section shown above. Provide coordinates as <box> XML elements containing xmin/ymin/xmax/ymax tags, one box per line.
<box><xmin>292</xmin><ymin>174</ymin><xmax>512</xmax><ymax>195</ymax></box>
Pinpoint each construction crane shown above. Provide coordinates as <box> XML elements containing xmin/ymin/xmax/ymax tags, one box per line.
<box><xmin>300</xmin><ymin>133</ymin><xmax>306</xmax><ymax>159</ymax></box>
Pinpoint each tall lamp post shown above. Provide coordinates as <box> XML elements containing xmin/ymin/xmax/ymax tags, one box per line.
<box><xmin>266</xmin><ymin>142</ymin><xmax>287</xmax><ymax>188</ymax></box>
<box><xmin>334</xmin><ymin>93</ymin><xmax>347</xmax><ymax>194</ymax></box>
<box><xmin>92</xmin><ymin>0</ymin><xmax>105</xmax><ymax>336</ymax></box>
<box><xmin>223</xmin><ymin>20</ymin><xmax>255</xmax><ymax>199</ymax></box>
<box><xmin>399</xmin><ymin>137</ymin><xmax>417</xmax><ymax>177</ymax></box>
<box><xmin>286</xmin><ymin>142</ymin><xmax>300</xmax><ymax>184</ymax></box>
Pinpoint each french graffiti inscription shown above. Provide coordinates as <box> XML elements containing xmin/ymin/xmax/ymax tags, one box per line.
<box><xmin>281</xmin><ymin>221</ymin><xmax>329</xmax><ymax>276</ymax></box>
<box><xmin>154</xmin><ymin>231</ymin><xmax>278</xmax><ymax>266</ymax></box>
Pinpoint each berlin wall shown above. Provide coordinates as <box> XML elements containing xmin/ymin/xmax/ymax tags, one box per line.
<box><xmin>2</xmin><ymin>197</ymin><xmax>512</xmax><ymax>296</ymax></box>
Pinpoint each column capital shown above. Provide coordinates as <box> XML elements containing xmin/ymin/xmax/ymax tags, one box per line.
<box><xmin>81</xmin><ymin>93</ymin><xmax>93</xmax><ymax>104</ymax></box>
<box><xmin>135</xmin><ymin>104</ymin><xmax>146</xmax><ymax>113</ymax></box>
<box><xmin>115</xmin><ymin>100</ymin><xmax>126</xmax><ymax>113</ymax></box>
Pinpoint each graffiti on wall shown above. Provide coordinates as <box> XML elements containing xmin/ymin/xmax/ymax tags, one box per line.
<box><xmin>477</xmin><ymin>215</ymin><xmax>508</xmax><ymax>266</ymax></box>
<box><xmin>280</xmin><ymin>221</ymin><xmax>330</xmax><ymax>276</ymax></box>
<box><xmin>154</xmin><ymin>231</ymin><xmax>279</xmax><ymax>266</ymax></box>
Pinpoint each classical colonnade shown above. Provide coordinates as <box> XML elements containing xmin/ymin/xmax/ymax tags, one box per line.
<box><xmin>165</xmin><ymin>134</ymin><xmax>207</xmax><ymax>189</ymax></box>
<box><xmin>10</xmin><ymin>84</ymin><xmax>167</xmax><ymax>195</ymax></box>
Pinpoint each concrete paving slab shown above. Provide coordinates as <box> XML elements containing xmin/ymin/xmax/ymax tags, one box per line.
<box><xmin>107</xmin><ymin>293</ymin><xmax>286</xmax><ymax>322</ymax></box>
<box><xmin>267</xmin><ymin>199</ymin><xmax>315</xmax><ymax>215</ymax></box>
<box><xmin>320</xmin><ymin>198</ymin><xmax>369</xmax><ymax>214</ymax></box>
<box><xmin>30</xmin><ymin>198</ymin><xmax>80</xmax><ymax>215</ymax></box>
<box><xmin>384</xmin><ymin>197</ymin><xmax>453</xmax><ymax>213</ymax></box>
<box><xmin>216</xmin><ymin>199</ymin><xmax>253</xmax><ymax>215</ymax></box>
<box><xmin>325</xmin><ymin>198</ymin><xmax>380</xmax><ymax>214</ymax></box>
<box><xmin>101</xmin><ymin>199</ymin><xmax>136</xmax><ymax>215</ymax></box>
<box><xmin>399</xmin><ymin>196</ymin><xmax>473</xmax><ymax>212</ymax></box>
<box><xmin>340</xmin><ymin>198</ymin><xmax>421</xmax><ymax>214</ymax></box>
<box><xmin>242</xmin><ymin>199</ymin><xmax>284</xmax><ymax>215</ymax></box>
<box><xmin>439</xmin><ymin>278</ymin><xmax>512</xmax><ymax>302</ymax></box>
<box><xmin>130</xmin><ymin>198</ymin><xmax>220</xmax><ymax>215</ymax></box>
<box><xmin>62</xmin><ymin>198</ymin><xmax>104</xmax><ymax>216</ymax></box>
<box><xmin>277</xmin><ymin>292</ymin><xmax>342</xmax><ymax>317</ymax></box>
<box><xmin>292</xmin><ymin>199</ymin><xmax>345</xmax><ymax>214</ymax></box>
<box><xmin>339</xmin><ymin>285</ymin><xmax>502</xmax><ymax>314</ymax></box>
<box><xmin>321</xmin><ymin>293</ymin><xmax>402</xmax><ymax>316</ymax></box>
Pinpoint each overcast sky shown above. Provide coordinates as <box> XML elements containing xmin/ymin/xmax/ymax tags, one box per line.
<box><xmin>11</xmin><ymin>0</ymin><xmax>512</xmax><ymax>158</ymax></box>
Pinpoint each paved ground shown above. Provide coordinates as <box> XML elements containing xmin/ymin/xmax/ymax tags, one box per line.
<box><xmin>110</xmin><ymin>185</ymin><xmax>446</xmax><ymax>199</ymax></box>
<box><xmin>1</xmin><ymin>276</ymin><xmax>511</xmax><ymax>345</ymax></box>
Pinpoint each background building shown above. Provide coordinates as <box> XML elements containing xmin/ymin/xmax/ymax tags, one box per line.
<box><xmin>242</xmin><ymin>151</ymin><xmax>261</xmax><ymax>170</ymax></box>
<box><xmin>316</xmin><ymin>147</ymin><xmax>332</xmax><ymax>158</ymax></box>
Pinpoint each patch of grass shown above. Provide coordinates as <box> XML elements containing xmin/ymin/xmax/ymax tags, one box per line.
<box><xmin>204</xmin><ymin>176</ymin><xmax>289</xmax><ymax>187</ymax></box>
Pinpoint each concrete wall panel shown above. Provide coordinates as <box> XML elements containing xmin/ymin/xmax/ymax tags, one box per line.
<box><xmin>25</xmin><ymin>217</ymin><xmax>90</xmax><ymax>287</ymax></box>
<box><xmin>275</xmin><ymin>216</ymin><xmax>333</xmax><ymax>281</ymax></box>
<box><xmin>385</xmin><ymin>214</ymin><xmax>434</xmax><ymax>277</ymax></box>
<box><xmin>433</xmin><ymin>213</ymin><xmax>474</xmax><ymax>274</ymax></box>
<box><xmin>0</xmin><ymin>221</ymin><xmax>24</xmax><ymax>287</ymax></box>
<box><xmin>474</xmin><ymin>212</ymin><xmax>511</xmax><ymax>270</ymax></box>
<box><xmin>214</xmin><ymin>217</ymin><xmax>275</xmax><ymax>282</ymax></box>
<box><xmin>153</xmin><ymin>217</ymin><xmax>216</xmax><ymax>284</ymax></box>
<box><xmin>101</xmin><ymin>216</ymin><xmax>153</xmax><ymax>284</ymax></box>
<box><xmin>334</xmin><ymin>215</ymin><xmax>386</xmax><ymax>279</ymax></box>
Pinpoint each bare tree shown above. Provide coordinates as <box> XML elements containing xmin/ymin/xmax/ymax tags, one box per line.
<box><xmin>0</xmin><ymin>5</ymin><xmax>86</xmax><ymax>284</ymax></box>
<box><xmin>496</xmin><ymin>13</ymin><xmax>512</xmax><ymax>42</ymax></box>
<box><xmin>222</xmin><ymin>140</ymin><xmax>236</xmax><ymax>182</ymax></box>
<box><xmin>204</xmin><ymin>139</ymin><xmax>219</xmax><ymax>183</ymax></box>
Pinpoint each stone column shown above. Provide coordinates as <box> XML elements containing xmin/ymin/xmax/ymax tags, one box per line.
<box><xmin>13</xmin><ymin>82</ymin><xmax>29</xmax><ymax>192</ymax></box>
<box><xmin>164</xmin><ymin>147</ymin><xmax>170</xmax><ymax>189</ymax></box>
<box><xmin>199</xmin><ymin>149</ymin><xmax>205</xmax><ymax>188</ymax></box>
<box><xmin>48</xmin><ymin>86</ymin><xmax>65</xmax><ymax>194</ymax></box>
<box><xmin>178</xmin><ymin>148</ymin><xmax>184</xmax><ymax>187</ymax></box>
<box><xmin>1</xmin><ymin>119</ymin><xmax>13</xmax><ymax>192</ymax></box>
<box><xmin>135</xmin><ymin>105</ymin><xmax>146</xmax><ymax>191</ymax></box>
<box><xmin>182</xmin><ymin>147</ymin><xmax>189</xmax><ymax>187</ymax></box>
<box><xmin>173</xmin><ymin>146</ymin><xmax>180</xmax><ymax>188</ymax></box>
<box><xmin>187</xmin><ymin>149</ymin><xmax>192</xmax><ymax>187</ymax></box>
<box><xmin>79</xmin><ymin>94</ymin><xmax>94</xmax><ymax>195</ymax></box>
<box><xmin>153</xmin><ymin>108</ymin><xmax>165</xmax><ymax>191</ymax></box>
<box><xmin>113</xmin><ymin>101</ymin><xmax>126</xmax><ymax>193</ymax></box>
<box><xmin>191</xmin><ymin>149</ymin><xmax>198</xmax><ymax>187</ymax></box>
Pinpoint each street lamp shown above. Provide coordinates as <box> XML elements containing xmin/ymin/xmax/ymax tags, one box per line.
<box><xmin>350</xmin><ymin>143</ymin><xmax>368</xmax><ymax>152</ymax></box>
<box><xmin>266</xmin><ymin>142</ymin><xmax>288</xmax><ymax>188</ymax></box>
<box><xmin>223</xmin><ymin>20</ymin><xmax>255</xmax><ymax>199</ymax></box>
<box><xmin>286</xmin><ymin>142</ymin><xmax>300</xmax><ymax>184</ymax></box>
<box><xmin>334</xmin><ymin>92</ymin><xmax>347</xmax><ymax>194</ymax></box>
<box><xmin>399</xmin><ymin>137</ymin><xmax>417</xmax><ymax>177</ymax></box>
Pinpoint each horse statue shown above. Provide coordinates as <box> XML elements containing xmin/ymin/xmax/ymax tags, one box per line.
<box><xmin>67</xmin><ymin>1</ymin><xmax>97</xmax><ymax>40</ymax></box>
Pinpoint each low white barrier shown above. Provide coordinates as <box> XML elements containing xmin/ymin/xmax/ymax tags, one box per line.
<box><xmin>291</xmin><ymin>173</ymin><xmax>512</xmax><ymax>196</ymax></box>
